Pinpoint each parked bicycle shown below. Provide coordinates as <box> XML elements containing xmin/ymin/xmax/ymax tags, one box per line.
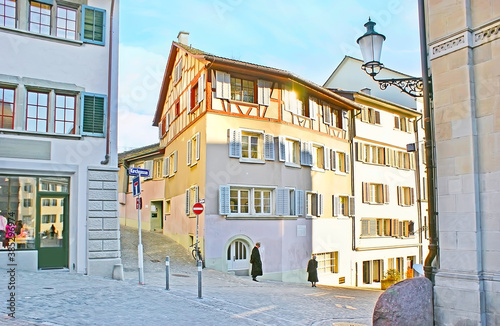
<box><xmin>189</xmin><ymin>241</ymin><xmax>205</xmax><ymax>268</ymax></box>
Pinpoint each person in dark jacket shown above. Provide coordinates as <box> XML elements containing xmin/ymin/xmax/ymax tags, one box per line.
<box><xmin>307</xmin><ymin>255</ymin><xmax>319</xmax><ymax>287</ymax></box>
<box><xmin>250</xmin><ymin>242</ymin><xmax>262</xmax><ymax>282</ymax></box>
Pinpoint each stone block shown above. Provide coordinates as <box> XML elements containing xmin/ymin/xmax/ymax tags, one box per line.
<box><xmin>437</xmin><ymin>194</ymin><xmax>456</xmax><ymax>213</ymax></box>
<box><xmin>373</xmin><ymin>278</ymin><xmax>433</xmax><ymax>326</ymax></box>
<box><xmin>103</xmin><ymin>240</ymin><xmax>120</xmax><ymax>251</ymax></box>
<box><xmin>88</xmin><ymin>170</ymin><xmax>118</xmax><ymax>182</ymax></box>
<box><xmin>103</xmin><ymin>201</ymin><xmax>118</xmax><ymax>211</ymax></box>
<box><xmin>87</xmin><ymin>218</ymin><xmax>103</xmax><ymax>230</ymax></box>
<box><xmin>88</xmin><ymin>251</ymin><xmax>120</xmax><ymax>259</ymax></box>
<box><xmin>455</xmin><ymin>193</ymin><xmax>477</xmax><ymax>213</ymax></box>
<box><xmin>88</xmin><ymin>201</ymin><xmax>103</xmax><ymax>211</ymax></box>
<box><xmin>88</xmin><ymin>240</ymin><xmax>103</xmax><ymax>251</ymax></box>
<box><xmin>88</xmin><ymin>230</ymin><xmax>119</xmax><ymax>240</ymax></box>
<box><xmin>447</xmin><ymin>176</ymin><xmax>462</xmax><ymax>194</ymax></box>
<box><xmin>439</xmin><ymin>231</ymin><xmax>457</xmax><ymax>250</ymax></box>
<box><xmin>88</xmin><ymin>181</ymin><xmax>103</xmax><ymax>190</ymax></box>
<box><xmin>103</xmin><ymin>218</ymin><xmax>119</xmax><ymax>230</ymax></box>
<box><xmin>457</xmin><ymin>231</ymin><xmax>478</xmax><ymax>250</ymax></box>
<box><xmin>112</xmin><ymin>264</ymin><xmax>124</xmax><ymax>281</ymax></box>
<box><xmin>103</xmin><ymin>181</ymin><xmax>118</xmax><ymax>190</ymax></box>
<box><xmin>88</xmin><ymin>210</ymin><xmax>117</xmax><ymax>218</ymax></box>
<box><xmin>88</xmin><ymin>189</ymin><xmax>117</xmax><ymax>201</ymax></box>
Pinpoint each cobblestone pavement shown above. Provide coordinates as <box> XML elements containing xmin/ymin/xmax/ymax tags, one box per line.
<box><xmin>1</xmin><ymin>226</ymin><xmax>382</xmax><ymax>326</ymax></box>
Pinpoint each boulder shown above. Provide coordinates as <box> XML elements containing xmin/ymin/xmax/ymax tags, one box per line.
<box><xmin>373</xmin><ymin>277</ymin><xmax>433</xmax><ymax>326</ymax></box>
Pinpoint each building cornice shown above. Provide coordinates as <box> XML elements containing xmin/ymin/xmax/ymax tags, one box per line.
<box><xmin>429</xmin><ymin>17</ymin><xmax>500</xmax><ymax>60</ymax></box>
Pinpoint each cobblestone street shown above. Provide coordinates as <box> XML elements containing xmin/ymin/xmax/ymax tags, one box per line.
<box><xmin>1</xmin><ymin>226</ymin><xmax>382</xmax><ymax>325</ymax></box>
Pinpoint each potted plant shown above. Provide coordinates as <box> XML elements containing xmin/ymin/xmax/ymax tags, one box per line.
<box><xmin>381</xmin><ymin>269</ymin><xmax>401</xmax><ymax>290</ymax></box>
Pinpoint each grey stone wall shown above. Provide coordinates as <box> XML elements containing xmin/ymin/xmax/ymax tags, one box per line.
<box><xmin>87</xmin><ymin>167</ymin><xmax>122</xmax><ymax>278</ymax></box>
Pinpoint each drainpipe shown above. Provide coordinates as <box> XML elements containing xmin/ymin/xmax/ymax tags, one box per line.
<box><xmin>101</xmin><ymin>0</ymin><xmax>116</xmax><ymax>165</ymax></box>
<box><xmin>418</xmin><ymin>0</ymin><xmax>438</xmax><ymax>283</ymax></box>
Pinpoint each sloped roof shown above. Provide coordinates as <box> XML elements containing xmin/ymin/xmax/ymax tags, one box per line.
<box><xmin>153</xmin><ymin>42</ymin><xmax>364</xmax><ymax>125</ymax></box>
<box><xmin>118</xmin><ymin>143</ymin><xmax>162</xmax><ymax>165</ymax></box>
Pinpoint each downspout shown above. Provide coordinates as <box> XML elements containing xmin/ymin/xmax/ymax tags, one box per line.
<box><xmin>419</xmin><ymin>0</ymin><xmax>438</xmax><ymax>283</ymax></box>
<box><xmin>101</xmin><ymin>0</ymin><xmax>116</xmax><ymax>165</ymax></box>
<box><xmin>413</xmin><ymin>118</ymin><xmax>423</xmax><ymax>265</ymax></box>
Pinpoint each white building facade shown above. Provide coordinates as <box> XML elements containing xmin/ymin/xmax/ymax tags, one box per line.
<box><xmin>0</xmin><ymin>0</ymin><xmax>121</xmax><ymax>278</ymax></box>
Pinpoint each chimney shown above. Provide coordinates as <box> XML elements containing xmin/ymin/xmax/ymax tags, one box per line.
<box><xmin>360</xmin><ymin>87</ymin><xmax>371</xmax><ymax>95</ymax></box>
<box><xmin>177</xmin><ymin>31</ymin><xmax>189</xmax><ymax>46</ymax></box>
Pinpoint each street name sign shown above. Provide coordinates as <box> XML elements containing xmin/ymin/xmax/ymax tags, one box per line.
<box><xmin>128</xmin><ymin>167</ymin><xmax>150</xmax><ymax>177</ymax></box>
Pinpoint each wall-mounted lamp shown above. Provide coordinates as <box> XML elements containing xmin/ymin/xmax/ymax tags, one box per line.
<box><xmin>357</xmin><ymin>18</ymin><xmax>425</xmax><ymax>98</ymax></box>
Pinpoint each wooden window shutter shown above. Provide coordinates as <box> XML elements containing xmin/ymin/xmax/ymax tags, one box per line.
<box><xmin>173</xmin><ymin>151</ymin><xmax>178</xmax><ymax>173</ymax></box>
<box><xmin>397</xmin><ymin>186</ymin><xmax>401</xmax><ymax>206</ymax></box>
<box><xmin>228</xmin><ymin>129</ymin><xmax>242</xmax><ymax>158</ymax></box>
<box><xmin>362</xmin><ymin>182</ymin><xmax>369</xmax><ymax>203</ymax></box>
<box><xmin>323</xmin><ymin>104</ymin><xmax>331</xmax><ymax>125</ymax></box>
<box><xmin>369</xmin><ymin>220</ymin><xmax>377</xmax><ymax>236</ymax></box>
<box><xmin>82</xmin><ymin>93</ymin><xmax>106</xmax><ymax>136</ymax></box>
<box><xmin>278</xmin><ymin>136</ymin><xmax>286</xmax><ymax>162</ymax></box>
<box><xmin>332</xmin><ymin>195</ymin><xmax>338</xmax><ymax>217</ymax></box>
<box><xmin>198</xmin><ymin>74</ymin><xmax>205</xmax><ymax>103</ymax></box>
<box><xmin>384</xmin><ymin>185</ymin><xmax>390</xmax><ymax>204</ymax></box>
<box><xmin>345</xmin><ymin>153</ymin><xmax>350</xmax><ymax>174</ymax></box>
<box><xmin>219</xmin><ymin>185</ymin><xmax>230</xmax><ymax>215</ymax></box>
<box><xmin>185</xmin><ymin>189</ymin><xmax>190</xmax><ymax>215</ymax></box>
<box><xmin>309</xmin><ymin>97</ymin><xmax>317</xmax><ymax>120</ymax></box>
<box><xmin>410</xmin><ymin>187</ymin><xmax>415</xmax><ymax>205</ymax></box>
<box><xmin>375</xmin><ymin>111</ymin><xmax>381</xmax><ymax>124</ymax></box>
<box><xmin>349</xmin><ymin>196</ymin><xmax>355</xmax><ymax>217</ymax></box>
<box><xmin>195</xmin><ymin>133</ymin><xmax>200</xmax><ymax>161</ymax></box>
<box><xmin>82</xmin><ymin>6</ymin><xmax>105</xmax><ymax>45</ymax></box>
<box><xmin>187</xmin><ymin>139</ymin><xmax>192</xmax><ymax>166</ymax></box>
<box><xmin>264</xmin><ymin>133</ymin><xmax>275</xmax><ymax>161</ymax></box>
<box><xmin>361</xmin><ymin>220</ymin><xmax>369</xmax><ymax>235</ymax></box>
<box><xmin>276</xmin><ymin>188</ymin><xmax>289</xmax><ymax>216</ymax></box>
<box><xmin>215</xmin><ymin>71</ymin><xmax>230</xmax><ymax>99</ymax></box>
<box><xmin>331</xmin><ymin>150</ymin><xmax>337</xmax><ymax>171</ymax></box>
<box><xmin>324</xmin><ymin>147</ymin><xmax>330</xmax><ymax>170</ymax></box>
<box><xmin>166</xmin><ymin>113</ymin><xmax>170</xmax><ymax>132</ymax></box>
<box><xmin>342</xmin><ymin>111</ymin><xmax>349</xmax><ymax>131</ymax></box>
<box><xmin>394</xmin><ymin>116</ymin><xmax>400</xmax><ymax>129</ymax></box>
<box><xmin>187</xmin><ymin>87</ymin><xmax>191</xmax><ymax>111</ymax></box>
<box><xmin>163</xmin><ymin>157</ymin><xmax>169</xmax><ymax>177</ymax></box>
<box><xmin>257</xmin><ymin>80</ymin><xmax>271</xmax><ymax>106</ymax></box>
<box><xmin>318</xmin><ymin>194</ymin><xmax>324</xmax><ymax>216</ymax></box>
<box><xmin>194</xmin><ymin>186</ymin><xmax>199</xmax><ymax>204</ymax></box>
<box><xmin>295</xmin><ymin>190</ymin><xmax>304</xmax><ymax>216</ymax></box>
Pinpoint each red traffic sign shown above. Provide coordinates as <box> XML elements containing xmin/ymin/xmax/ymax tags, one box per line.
<box><xmin>192</xmin><ymin>202</ymin><xmax>204</xmax><ymax>215</ymax></box>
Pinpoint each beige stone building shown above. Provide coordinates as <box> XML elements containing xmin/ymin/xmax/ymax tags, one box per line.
<box><xmin>426</xmin><ymin>0</ymin><xmax>500</xmax><ymax>324</ymax></box>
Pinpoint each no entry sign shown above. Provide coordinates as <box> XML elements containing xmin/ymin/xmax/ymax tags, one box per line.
<box><xmin>192</xmin><ymin>202</ymin><xmax>204</xmax><ymax>215</ymax></box>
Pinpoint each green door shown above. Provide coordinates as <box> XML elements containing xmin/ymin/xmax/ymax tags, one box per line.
<box><xmin>37</xmin><ymin>195</ymin><xmax>68</xmax><ymax>269</ymax></box>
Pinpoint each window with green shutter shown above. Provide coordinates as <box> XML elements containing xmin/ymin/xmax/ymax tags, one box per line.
<box><xmin>82</xmin><ymin>5</ymin><xmax>105</xmax><ymax>45</ymax></box>
<box><xmin>81</xmin><ymin>93</ymin><xmax>106</xmax><ymax>136</ymax></box>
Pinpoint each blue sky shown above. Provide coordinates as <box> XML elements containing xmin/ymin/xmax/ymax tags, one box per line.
<box><xmin>118</xmin><ymin>0</ymin><xmax>421</xmax><ymax>152</ymax></box>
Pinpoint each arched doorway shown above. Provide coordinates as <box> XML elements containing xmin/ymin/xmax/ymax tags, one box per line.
<box><xmin>226</xmin><ymin>239</ymin><xmax>250</xmax><ymax>276</ymax></box>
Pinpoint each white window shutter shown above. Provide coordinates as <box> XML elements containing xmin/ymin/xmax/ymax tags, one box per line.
<box><xmin>324</xmin><ymin>147</ymin><xmax>330</xmax><ymax>170</ymax></box>
<box><xmin>264</xmin><ymin>133</ymin><xmax>275</xmax><ymax>161</ymax></box>
<box><xmin>187</xmin><ymin>139</ymin><xmax>192</xmax><ymax>166</ymax></box>
<box><xmin>342</xmin><ymin>111</ymin><xmax>349</xmax><ymax>130</ymax></box>
<box><xmin>198</xmin><ymin>74</ymin><xmax>205</xmax><ymax>103</ymax></box>
<box><xmin>228</xmin><ymin>129</ymin><xmax>242</xmax><ymax>158</ymax></box>
<box><xmin>349</xmin><ymin>196</ymin><xmax>355</xmax><ymax>217</ymax></box>
<box><xmin>219</xmin><ymin>185</ymin><xmax>230</xmax><ymax>215</ymax></box>
<box><xmin>144</xmin><ymin>160</ymin><xmax>153</xmax><ymax>180</ymax></box>
<box><xmin>331</xmin><ymin>150</ymin><xmax>337</xmax><ymax>171</ymax></box>
<box><xmin>187</xmin><ymin>87</ymin><xmax>191</xmax><ymax>111</ymax></box>
<box><xmin>215</xmin><ymin>71</ymin><xmax>230</xmax><ymax>99</ymax></box>
<box><xmin>318</xmin><ymin>194</ymin><xmax>323</xmax><ymax>217</ymax></box>
<box><xmin>282</xmin><ymin>89</ymin><xmax>289</xmax><ymax>111</ymax></box>
<box><xmin>257</xmin><ymin>80</ymin><xmax>271</xmax><ymax>106</ymax></box>
<box><xmin>323</xmin><ymin>104</ymin><xmax>331</xmax><ymax>125</ymax></box>
<box><xmin>278</xmin><ymin>136</ymin><xmax>286</xmax><ymax>162</ymax></box>
<box><xmin>304</xmin><ymin>142</ymin><xmax>313</xmax><ymax>166</ymax></box>
<box><xmin>295</xmin><ymin>190</ymin><xmax>304</xmax><ymax>216</ymax></box>
<box><xmin>332</xmin><ymin>195</ymin><xmax>338</xmax><ymax>217</ymax></box>
<box><xmin>300</xmin><ymin>141</ymin><xmax>307</xmax><ymax>166</ymax></box>
<box><xmin>223</xmin><ymin>72</ymin><xmax>231</xmax><ymax>99</ymax></box>
<box><xmin>158</xmin><ymin>121</ymin><xmax>163</xmax><ymax>138</ymax></box>
<box><xmin>173</xmin><ymin>151</ymin><xmax>178</xmax><ymax>173</ymax></box>
<box><xmin>166</xmin><ymin>113</ymin><xmax>170</xmax><ymax>132</ymax></box>
<box><xmin>196</xmin><ymin>133</ymin><xmax>200</xmax><ymax>161</ymax></box>
<box><xmin>185</xmin><ymin>189</ymin><xmax>190</xmax><ymax>215</ymax></box>
<box><xmin>163</xmin><ymin>157</ymin><xmax>169</xmax><ymax>177</ymax></box>
<box><xmin>345</xmin><ymin>153</ymin><xmax>350</xmax><ymax>174</ymax></box>
<box><xmin>309</xmin><ymin>97</ymin><xmax>317</xmax><ymax>120</ymax></box>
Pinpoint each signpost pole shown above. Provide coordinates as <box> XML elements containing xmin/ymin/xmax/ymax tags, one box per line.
<box><xmin>192</xmin><ymin>202</ymin><xmax>204</xmax><ymax>299</ymax></box>
<box><xmin>137</xmin><ymin>177</ymin><xmax>145</xmax><ymax>285</ymax></box>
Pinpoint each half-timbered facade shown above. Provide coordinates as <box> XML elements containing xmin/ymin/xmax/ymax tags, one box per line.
<box><xmin>144</xmin><ymin>33</ymin><xmax>362</xmax><ymax>283</ymax></box>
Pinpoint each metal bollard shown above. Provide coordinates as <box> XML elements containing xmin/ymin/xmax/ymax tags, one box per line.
<box><xmin>197</xmin><ymin>259</ymin><xmax>202</xmax><ymax>299</ymax></box>
<box><xmin>165</xmin><ymin>256</ymin><xmax>170</xmax><ymax>290</ymax></box>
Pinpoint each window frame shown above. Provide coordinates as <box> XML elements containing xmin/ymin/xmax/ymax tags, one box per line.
<box><xmin>54</xmin><ymin>93</ymin><xmax>76</xmax><ymax>134</ymax></box>
<box><xmin>29</xmin><ymin>1</ymin><xmax>52</xmax><ymax>36</ymax></box>
<box><xmin>26</xmin><ymin>90</ymin><xmax>49</xmax><ymax>133</ymax></box>
<box><xmin>220</xmin><ymin>185</ymin><xmax>276</xmax><ymax>217</ymax></box>
<box><xmin>0</xmin><ymin>86</ymin><xmax>15</xmax><ymax>129</ymax></box>
<box><xmin>230</xmin><ymin>76</ymin><xmax>255</xmax><ymax>103</ymax></box>
<box><xmin>56</xmin><ymin>5</ymin><xmax>77</xmax><ymax>40</ymax></box>
<box><xmin>0</xmin><ymin>0</ymin><xmax>16</xmax><ymax>28</ymax></box>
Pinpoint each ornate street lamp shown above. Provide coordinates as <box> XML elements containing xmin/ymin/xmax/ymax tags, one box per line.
<box><xmin>357</xmin><ymin>18</ymin><xmax>424</xmax><ymax>98</ymax></box>
<box><xmin>358</xmin><ymin>3</ymin><xmax>438</xmax><ymax>284</ymax></box>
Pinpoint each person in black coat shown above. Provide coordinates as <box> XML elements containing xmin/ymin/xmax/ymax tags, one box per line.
<box><xmin>250</xmin><ymin>242</ymin><xmax>262</xmax><ymax>282</ymax></box>
<box><xmin>307</xmin><ymin>255</ymin><xmax>319</xmax><ymax>287</ymax></box>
